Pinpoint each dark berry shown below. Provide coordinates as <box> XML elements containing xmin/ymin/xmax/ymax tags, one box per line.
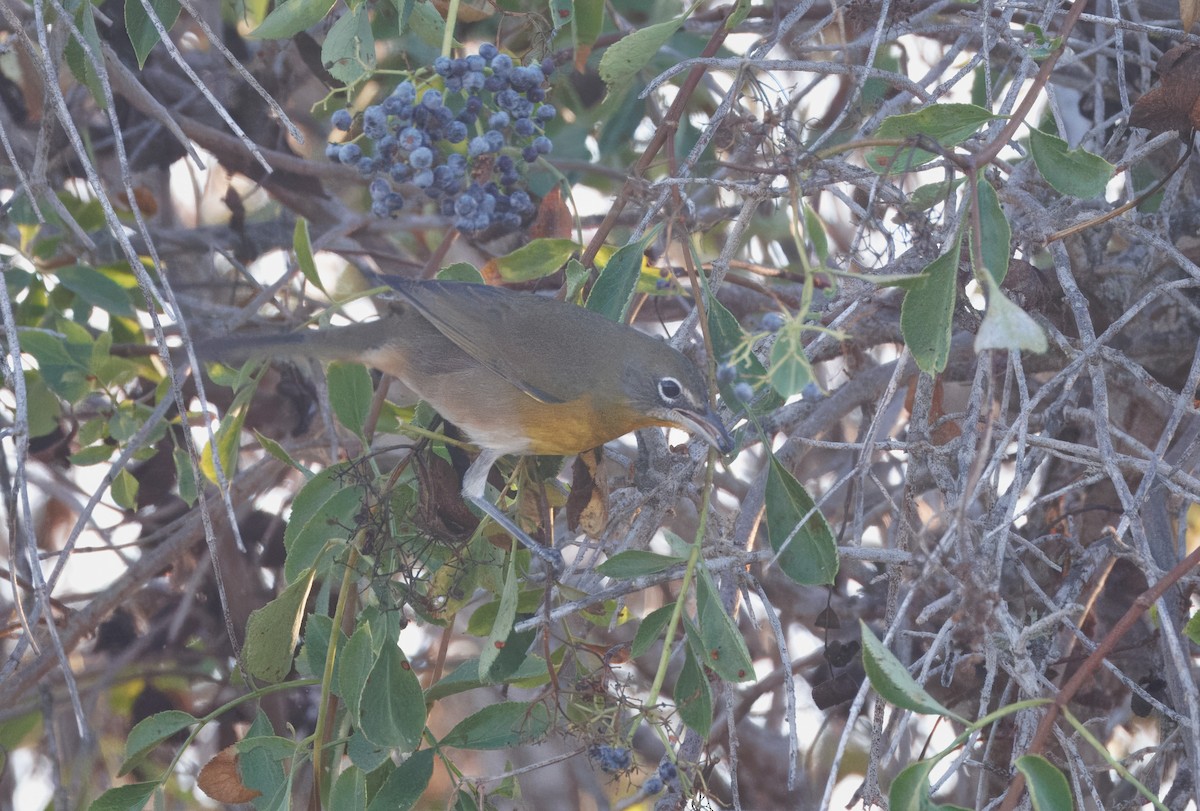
<box><xmin>466</xmin><ymin>54</ymin><xmax>485</xmax><ymax>72</ymax></box>
<box><xmin>445</xmin><ymin>121</ymin><xmax>468</xmax><ymax>143</ymax></box>
<box><xmin>527</xmin><ymin>87</ymin><xmax>546</xmax><ymax>103</ymax></box>
<box><xmin>490</xmin><ymin>53</ymin><xmax>513</xmax><ymax>74</ymax></box>
<box><xmin>463</xmin><ymin>72</ymin><xmax>485</xmax><ymax>92</ymax></box>
<box><xmin>445</xmin><ymin>76</ymin><xmax>463</xmax><ymax>93</ymax></box>
<box><xmin>484</xmin><ymin>75</ymin><xmax>507</xmax><ymax>92</ymax></box>
<box><xmin>762</xmin><ymin>312</ymin><xmax>785</xmax><ymax>331</ymax></box>
<box><xmin>533</xmin><ymin>135</ymin><xmax>552</xmax><ymax>155</ymax></box>
<box><xmin>398</xmin><ymin>127</ymin><xmax>424</xmax><ymax>151</ymax></box>
<box><xmin>514</xmin><ymin>117</ymin><xmax>536</xmax><ymax>137</ymax></box>
<box><xmin>484</xmin><ymin>130</ymin><xmax>504</xmax><ymax>151</ymax></box>
<box><xmin>337</xmin><ymin>143</ymin><xmax>362</xmax><ymax>164</ymax></box>
<box><xmin>420</xmin><ymin>89</ymin><xmax>443</xmax><ymax>109</ymax></box>
<box><xmin>369</xmin><ymin>177</ymin><xmax>390</xmax><ymax>199</ymax></box>
<box><xmin>537</xmin><ymin>104</ymin><xmax>556</xmax><ymax>122</ymax></box>
<box><xmin>540</xmin><ymin>57</ymin><xmax>555</xmax><ymax>77</ymax></box>
<box><xmin>331</xmin><ymin>108</ymin><xmax>353</xmax><ymax>131</ymax></box>
<box><xmin>644</xmin><ymin>776</ymin><xmax>664</xmax><ymax>795</ymax></box>
<box><xmin>479</xmin><ymin>43</ymin><xmax>498</xmax><ymax>60</ymax></box>
<box><xmin>390</xmin><ymin>162</ymin><xmax>411</xmax><ymax>182</ymax></box>
<box><xmin>658</xmin><ymin>762</ymin><xmax>678</xmax><ymax>782</ymax></box>
<box><xmin>734</xmin><ymin>382</ymin><xmax>754</xmax><ymax>402</ymax></box>
<box><xmin>489</xmin><ymin>111</ymin><xmax>510</xmax><ymax>129</ymax></box>
<box><xmin>409</xmin><ymin>146</ymin><xmax>434</xmax><ymax>169</ymax></box>
<box><xmin>522</xmin><ymin>145</ymin><xmax>538</xmax><ymax>163</ymax></box>
<box><xmin>412</xmin><ymin>168</ymin><xmax>434</xmax><ymax>188</ymax></box>
<box><xmin>325</xmin><ymin>142</ymin><xmax>340</xmax><ymax>159</ymax></box>
<box><xmin>393</xmin><ymin>81</ymin><xmax>416</xmax><ymax>103</ymax></box>
<box><xmin>468</xmin><ymin>136</ymin><xmax>489</xmax><ymax>157</ymax></box>
<box><xmin>356</xmin><ymin>156</ymin><xmax>377</xmax><ymax>176</ymax></box>
<box><xmin>434</xmin><ymin>55</ymin><xmax>453</xmax><ymax>76</ymax></box>
<box><xmin>716</xmin><ymin>363</ymin><xmax>737</xmax><ymax>385</ymax></box>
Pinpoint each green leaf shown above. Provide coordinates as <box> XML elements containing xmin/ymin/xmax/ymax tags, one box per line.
<box><xmin>329</xmin><ymin>765</ymin><xmax>368</xmax><ymax>811</ymax></box>
<box><xmin>366</xmin><ymin>749</ymin><xmax>434</xmax><ymax>811</ymax></box>
<box><xmin>87</xmin><ymin>782</ymin><xmax>160</xmax><ymax>811</ymax></box>
<box><xmin>974</xmin><ymin>179</ymin><xmax>1010</xmax><ymax>285</ymax></box>
<box><xmin>1017</xmin><ymin>755</ymin><xmax>1073</xmax><ymax>811</ymax></box>
<box><xmin>327</xmin><ymin>361</ymin><xmax>374</xmax><ymax>439</ymax></box>
<box><xmin>200</xmin><ymin>403</ymin><xmax>245</xmax><ymax>485</ymax></box>
<box><xmin>1027</xmin><ymin>127</ymin><xmax>1114</xmax><ymax>198</ymax></box>
<box><xmin>596</xmin><ymin>550</ymin><xmax>686</xmax><ymax>579</ymax></box>
<box><xmin>487</xmin><ymin>239</ymin><xmax>580</xmax><ymax>283</ymax></box>
<box><xmin>888</xmin><ymin>759</ymin><xmax>938</xmax><ymax>811</ymax></box>
<box><xmin>173</xmin><ymin>446</ymin><xmax>197</xmax><ymax>504</ymax></box>
<box><xmin>248</xmin><ymin>0</ymin><xmax>336</xmax><ymax>39</ymax></box>
<box><xmin>293</xmin><ymin>219</ymin><xmax>325</xmax><ymax>292</ymax></box>
<box><xmin>111</xmin><ymin>469</ymin><xmax>138</xmax><ymax>510</ymax></box>
<box><xmin>439</xmin><ymin>701</ymin><xmax>551</xmax><ymax>750</ymax></box>
<box><xmin>347</xmin><ymin>729</ymin><xmax>391</xmax><ymax>772</ymax></box>
<box><xmin>64</xmin><ymin>1</ymin><xmax>105</xmax><ymax>107</ymax></box>
<box><xmin>764</xmin><ymin>455</ymin><xmax>838</xmax><ymax>585</ymax></box>
<box><xmin>477</xmin><ymin>551</ymin><xmax>519</xmax><ymax>678</ymax></box>
<box><xmin>425</xmin><ymin>655</ymin><xmax>549</xmax><ymax>702</ymax></box>
<box><xmin>631</xmin><ymin>604</ymin><xmax>676</xmax><ymax>659</ymax></box>
<box><xmin>243</xmin><ymin>569</ymin><xmax>315</xmax><ymax>683</ymax></box>
<box><xmin>437</xmin><ymin>262</ymin><xmax>485</xmax><ymax>283</ymax></box>
<box><xmin>359</xmin><ymin>644</ymin><xmax>426</xmax><ymax>750</ymax></box>
<box><xmin>694</xmin><ymin>568</ymin><xmax>755</xmax><ymax>682</ymax></box>
<box><xmin>572</xmin><ymin>0</ymin><xmax>604</xmax><ymax>56</ymax></box>
<box><xmin>19</xmin><ymin>329</ymin><xmax>91</xmax><ymax>403</ymax></box>
<box><xmin>56</xmin><ymin>265</ymin><xmax>136</xmax><ymax>317</ymax></box>
<box><xmin>974</xmin><ymin>275</ymin><xmax>1047</xmax><ymax>355</ymax></box>
<box><xmin>120</xmin><ymin>710</ymin><xmax>196</xmax><ymax>775</ymax></box>
<box><xmin>283</xmin><ymin>462</ymin><xmax>362</xmax><ymax>581</ymax></box>
<box><xmin>900</xmin><ymin>234</ymin><xmax>961</xmax><ymax>375</ymax></box>
<box><xmin>586</xmin><ymin>227</ymin><xmax>659</xmax><ymax>322</ymax></box>
<box><xmin>322</xmin><ymin>4</ymin><xmax>375</xmax><ymax>84</ymax></box>
<box><xmin>675</xmin><ymin>643</ymin><xmax>712</xmax><ymax>734</ymax></box>
<box><xmin>702</xmin><ymin>285</ymin><xmax>784</xmax><ymax>416</ymax></box>
<box><xmin>1185</xmin><ymin>610</ymin><xmax>1200</xmax><ymax>646</ymax></box>
<box><xmin>125</xmin><ymin>0</ymin><xmax>181</xmax><ymax>68</ymax></box>
<box><xmin>802</xmin><ymin>204</ymin><xmax>829</xmax><ymax>264</ymax></box>
<box><xmin>253</xmin><ymin>430</ymin><xmax>312</xmax><ymax>477</ymax></box>
<box><xmin>23</xmin><ymin>372</ymin><xmax>62</xmax><ymax>439</ymax></box>
<box><xmin>868</xmin><ymin>103</ymin><xmax>1000</xmax><ymax>173</ymax></box>
<box><xmin>337</xmin><ymin>624</ymin><xmax>375</xmax><ymax>722</ymax></box>
<box><xmin>768</xmin><ymin>324</ymin><xmax>812</xmax><ymax>397</ymax></box>
<box><xmin>397</xmin><ymin>0</ymin><xmax>446</xmax><ymax>48</ymax></box>
<box><xmin>907</xmin><ymin>178</ymin><xmax>965</xmax><ymax>211</ymax></box>
<box><xmin>598</xmin><ymin>16</ymin><xmax>686</xmax><ymax>96</ymax></box>
<box><xmin>860</xmin><ymin>620</ymin><xmax>962</xmax><ymax>720</ymax></box>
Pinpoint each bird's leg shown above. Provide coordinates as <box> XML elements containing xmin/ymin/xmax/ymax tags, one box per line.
<box><xmin>462</xmin><ymin>450</ymin><xmax>565</xmax><ymax>573</ymax></box>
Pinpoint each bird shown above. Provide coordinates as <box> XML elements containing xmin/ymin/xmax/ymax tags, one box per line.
<box><xmin>199</xmin><ymin>273</ymin><xmax>734</xmax><ymax>571</ymax></box>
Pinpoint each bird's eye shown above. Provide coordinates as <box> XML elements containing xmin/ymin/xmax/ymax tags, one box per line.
<box><xmin>658</xmin><ymin>377</ymin><xmax>682</xmax><ymax>401</ymax></box>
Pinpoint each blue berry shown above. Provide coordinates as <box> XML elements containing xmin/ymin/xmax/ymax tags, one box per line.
<box><xmin>376</xmin><ymin>135</ymin><xmax>398</xmax><ymax>159</ymax></box>
<box><xmin>479</xmin><ymin>43</ymin><xmax>498</xmax><ymax>60</ymax></box>
<box><xmin>522</xmin><ymin>145</ymin><xmax>538</xmax><ymax>163</ymax></box>
<box><xmin>533</xmin><ymin>135</ymin><xmax>553</xmax><ymax>154</ymax></box>
<box><xmin>434</xmin><ymin>55</ymin><xmax>453</xmax><ymax>76</ymax></box>
<box><xmin>490</xmin><ymin>53</ymin><xmax>513</xmax><ymax>74</ymax></box>
<box><xmin>337</xmin><ymin>143</ymin><xmax>362</xmax><ymax>164</ymax></box>
<box><xmin>510</xmin><ymin>190</ymin><xmax>532</xmax><ymax>213</ymax></box>
<box><xmin>390</xmin><ymin>162</ymin><xmax>411</xmax><ymax>182</ymax></box>
<box><xmin>484</xmin><ymin>75</ymin><xmax>507</xmax><ymax>92</ymax></box>
<box><xmin>398</xmin><ymin>127</ymin><xmax>424</xmax><ymax>151</ymax></box>
<box><xmin>392</xmin><ymin>81</ymin><xmax>416</xmax><ymax>104</ymax></box>
<box><xmin>454</xmin><ymin>195</ymin><xmax>477</xmax><ymax>216</ymax></box>
<box><xmin>526</xmin><ymin>87</ymin><xmax>546</xmax><ymax>103</ymax></box>
<box><xmin>540</xmin><ymin>57</ymin><xmax>555</xmax><ymax>77</ymax></box>
<box><xmin>590</xmin><ymin>745</ymin><xmax>633</xmax><ymax>774</ymax></box>
<box><xmin>498</xmin><ymin>211</ymin><xmax>521</xmax><ymax>230</ymax></box>
<box><xmin>464</xmin><ymin>96</ymin><xmax>483</xmax><ymax>115</ymax></box>
<box><xmin>371</xmin><ymin>199</ymin><xmax>389</xmax><ymax>217</ymax></box>
<box><xmin>468</xmin><ymin>136</ymin><xmax>490</xmax><ymax>157</ymax></box>
<box><xmin>496</xmin><ymin>155</ymin><xmax>515</xmax><ymax>173</ymax></box>
<box><xmin>450</xmin><ymin>58</ymin><xmax>468</xmax><ymax>76</ymax></box>
<box><xmin>537</xmin><ymin>104</ymin><xmax>556</xmax><ymax>122</ymax></box>
<box><xmin>420</xmin><ymin>89</ymin><xmax>443</xmax><ymax>109</ymax></box>
<box><xmin>356</xmin><ymin>156</ymin><xmax>377</xmax><ymax>176</ymax></box>
<box><xmin>488</xmin><ymin>111</ymin><xmax>510</xmax><ymax>129</ymax></box>
<box><xmin>412</xmin><ymin>168</ymin><xmax>434</xmax><ymax>188</ymax></box>
<box><xmin>383</xmin><ymin>96</ymin><xmax>410</xmax><ymax>117</ymax></box>
<box><xmin>324</xmin><ymin>142</ymin><xmax>340</xmax><ymax>159</ymax></box>
<box><xmin>514</xmin><ymin>117</ymin><xmax>536</xmax><ymax>137</ymax></box>
<box><xmin>447</xmin><ymin>153</ymin><xmax>467</xmax><ymax>173</ymax></box>
<box><xmin>496</xmin><ymin>89</ymin><xmax>520</xmax><ymax>110</ymax></box>
<box><xmin>734</xmin><ymin>382</ymin><xmax>754</xmax><ymax>402</ymax></box>
<box><xmin>445</xmin><ymin>121</ymin><xmax>468</xmax><ymax>143</ymax></box>
<box><xmin>644</xmin><ymin>776</ymin><xmax>664</xmax><ymax>795</ymax></box>
<box><xmin>658</xmin><ymin>762</ymin><xmax>678</xmax><ymax>782</ymax></box>
<box><xmin>409</xmin><ymin>146</ymin><xmax>434</xmax><ymax>169</ymax></box>
<box><xmin>484</xmin><ymin>129</ymin><xmax>504</xmax><ymax>151</ymax></box>
<box><xmin>511</xmin><ymin>98</ymin><xmax>535</xmax><ymax>118</ymax></box>
<box><xmin>462</xmin><ymin>71</ymin><xmax>486</xmax><ymax>92</ymax></box>
<box><xmin>716</xmin><ymin>363</ymin><xmax>737</xmax><ymax>385</ymax></box>
<box><xmin>369</xmin><ymin>177</ymin><xmax>390</xmax><ymax>199</ymax></box>
<box><xmin>331</xmin><ymin>108</ymin><xmax>353</xmax><ymax>131</ymax></box>
<box><xmin>385</xmin><ymin>192</ymin><xmax>405</xmax><ymax>212</ymax></box>
<box><xmin>444</xmin><ymin>76</ymin><xmax>463</xmax><ymax>93</ymax></box>
<box><xmin>466</xmin><ymin>54</ymin><xmax>485</xmax><ymax>72</ymax></box>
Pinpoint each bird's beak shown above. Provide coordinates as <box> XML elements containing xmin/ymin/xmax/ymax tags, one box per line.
<box><xmin>672</xmin><ymin>404</ymin><xmax>735</xmax><ymax>455</ymax></box>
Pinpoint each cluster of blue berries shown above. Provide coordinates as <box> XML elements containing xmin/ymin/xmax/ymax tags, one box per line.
<box><xmin>325</xmin><ymin>44</ymin><xmax>556</xmax><ymax>235</ymax></box>
<box><xmin>590</xmin><ymin>744</ymin><xmax>633</xmax><ymax>774</ymax></box>
<box><xmin>642</xmin><ymin>760</ymin><xmax>680</xmax><ymax>795</ymax></box>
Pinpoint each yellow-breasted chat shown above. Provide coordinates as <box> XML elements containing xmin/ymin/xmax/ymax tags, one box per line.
<box><xmin>200</xmin><ymin>273</ymin><xmax>734</xmax><ymax>571</ymax></box>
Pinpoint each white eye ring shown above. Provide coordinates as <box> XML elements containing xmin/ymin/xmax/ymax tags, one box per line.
<box><xmin>658</xmin><ymin>377</ymin><xmax>683</xmax><ymax>401</ymax></box>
